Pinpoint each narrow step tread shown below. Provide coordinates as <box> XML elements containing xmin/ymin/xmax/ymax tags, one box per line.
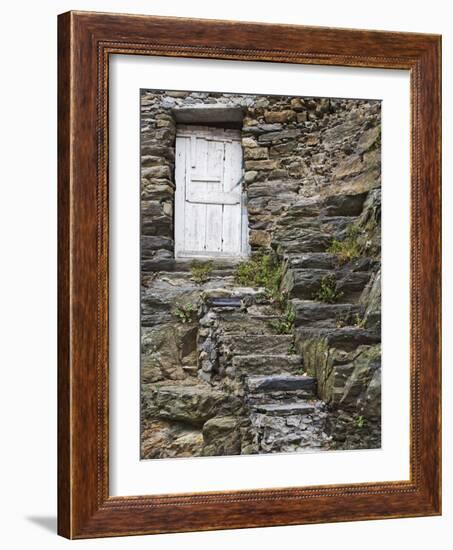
<box><xmin>295</xmin><ymin>326</ymin><xmax>380</xmax><ymax>352</ymax></box>
<box><xmin>291</xmin><ymin>299</ymin><xmax>362</xmax><ymax>328</ymax></box>
<box><xmin>247</xmin><ymin>374</ymin><xmax>316</xmax><ymax>393</ymax></box>
<box><xmin>232</xmin><ymin>354</ymin><xmax>302</xmax><ymax>376</ymax></box>
<box><xmin>252</xmin><ymin>402</ymin><xmax>319</xmax><ymax>416</ymax></box>
<box><xmin>221</xmin><ymin>334</ymin><xmax>293</xmax><ymax>355</ymax></box>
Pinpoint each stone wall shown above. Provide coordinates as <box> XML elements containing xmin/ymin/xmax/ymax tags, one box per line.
<box><xmin>140</xmin><ymin>90</ymin><xmax>381</xmax><ymax>458</ymax></box>
<box><xmin>141</xmin><ymin>90</ymin><xmax>380</xmax><ymax>265</ymax></box>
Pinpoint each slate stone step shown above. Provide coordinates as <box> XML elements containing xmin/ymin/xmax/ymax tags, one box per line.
<box><xmin>218</xmin><ymin>321</ymin><xmax>275</xmax><ymax>336</ymax></box>
<box><xmin>284</xmin><ymin>252</ymin><xmax>378</xmax><ymax>273</ymax></box>
<box><xmin>295</xmin><ymin>326</ymin><xmax>380</xmax><ymax>353</ymax></box>
<box><xmin>247</xmin><ymin>391</ymin><xmax>317</xmax><ymax>407</ymax></box>
<box><xmin>252</xmin><ymin>402</ymin><xmax>317</xmax><ymax>416</ymax></box>
<box><xmin>246</xmin><ymin>375</ymin><xmax>317</xmax><ymax>394</ymax></box>
<box><xmin>232</xmin><ymin>354</ymin><xmax>302</xmax><ymax>376</ymax></box>
<box><xmin>291</xmin><ymin>300</ymin><xmax>363</xmax><ymax>328</ymax></box>
<box><xmin>284</xmin><ymin>252</ymin><xmax>338</xmax><ymax>270</ymax></box>
<box><xmin>208</xmin><ymin>296</ymin><xmax>242</xmax><ymax>308</ymax></box>
<box><xmin>278</xmin><ymin>192</ymin><xmax>368</xmax><ymax>221</ymax></box>
<box><xmin>275</xmin><ymin>231</ymin><xmax>332</xmax><ymax>254</ymax></box>
<box><xmin>214</xmin><ymin>311</ymin><xmax>275</xmax><ymax>336</ymax></box>
<box><xmin>220</xmin><ymin>334</ymin><xmax>293</xmax><ymax>356</ymax></box>
<box><xmin>283</xmin><ymin>268</ymin><xmax>371</xmax><ymax>301</ymax></box>
<box><xmin>142</xmin><ymin>257</ymin><xmax>243</xmax><ymax>273</ymax></box>
<box><xmin>202</xmin><ymin>287</ymin><xmax>265</xmax><ymax>306</ymax></box>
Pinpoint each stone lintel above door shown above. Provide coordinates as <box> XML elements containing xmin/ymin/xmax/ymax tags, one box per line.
<box><xmin>172</xmin><ymin>104</ymin><xmax>244</xmax><ymax>128</ymax></box>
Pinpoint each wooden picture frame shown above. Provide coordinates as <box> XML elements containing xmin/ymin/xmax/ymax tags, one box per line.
<box><xmin>58</xmin><ymin>10</ymin><xmax>441</xmax><ymax>539</ymax></box>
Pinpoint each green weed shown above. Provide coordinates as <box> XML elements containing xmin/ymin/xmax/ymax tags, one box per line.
<box><xmin>327</xmin><ymin>224</ymin><xmax>363</xmax><ymax>264</ymax></box>
<box><xmin>173</xmin><ymin>303</ymin><xmax>197</xmax><ymax>324</ymax></box>
<box><xmin>336</xmin><ymin>311</ymin><xmax>366</xmax><ymax>328</ymax></box>
<box><xmin>355</xmin><ymin>415</ymin><xmax>367</xmax><ymax>429</ymax></box>
<box><xmin>269</xmin><ymin>304</ymin><xmax>296</xmax><ymax>335</ymax></box>
<box><xmin>234</xmin><ymin>253</ymin><xmax>284</xmax><ymax>305</ymax></box>
<box><xmin>287</xmin><ymin>342</ymin><xmax>297</xmax><ymax>355</ymax></box>
<box><xmin>190</xmin><ymin>261</ymin><xmax>213</xmax><ymax>284</ymax></box>
<box><xmin>313</xmin><ymin>274</ymin><xmax>343</xmax><ymax>304</ymax></box>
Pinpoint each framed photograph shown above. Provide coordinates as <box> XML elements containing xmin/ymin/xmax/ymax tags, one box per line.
<box><xmin>58</xmin><ymin>11</ymin><xmax>441</xmax><ymax>538</ymax></box>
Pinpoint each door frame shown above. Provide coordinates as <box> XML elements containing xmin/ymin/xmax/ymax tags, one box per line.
<box><xmin>174</xmin><ymin>124</ymin><xmax>250</xmax><ymax>259</ymax></box>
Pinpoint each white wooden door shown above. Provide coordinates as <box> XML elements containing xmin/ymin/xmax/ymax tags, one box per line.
<box><xmin>175</xmin><ymin>125</ymin><xmax>248</xmax><ymax>258</ymax></box>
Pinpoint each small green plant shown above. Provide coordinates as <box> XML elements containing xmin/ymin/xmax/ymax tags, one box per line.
<box><xmin>336</xmin><ymin>311</ymin><xmax>366</xmax><ymax>328</ymax></box>
<box><xmin>173</xmin><ymin>303</ymin><xmax>197</xmax><ymax>324</ymax></box>
<box><xmin>190</xmin><ymin>261</ymin><xmax>213</xmax><ymax>284</ymax></box>
<box><xmin>355</xmin><ymin>415</ymin><xmax>367</xmax><ymax>429</ymax></box>
<box><xmin>335</xmin><ymin>314</ymin><xmax>349</xmax><ymax>328</ymax></box>
<box><xmin>327</xmin><ymin>224</ymin><xmax>363</xmax><ymax>264</ymax></box>
<box><xmin>234</xmin><ymin>253</ymin><xmax>284</xmax><ymax>305</ymax></box>
<box><xmin>287</xmin><ymin>342</ymin><xmax>297</xmax><ymax>355</ymax></box>
<box><xmin>313</xmin><ymin>274</ymin><xmax>343</xmax><ymax>304</ymax></box>
<box><xmin>269</xmin><ymin>304</ymin><xmax>295</xmax><ymax>334</ymax></box>
<box><xmin>353</xmin><ymin>312</ymin><xmax>367</xmax><ymax>328</ymax></box>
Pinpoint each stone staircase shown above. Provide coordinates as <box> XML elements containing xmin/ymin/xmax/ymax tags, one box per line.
<box><xmin>141</xmin><ymin>189</ymin><xmax>381</xmax><ymax>457</ymax></box>
<box><xmin>244</xmin><ymin>373</ymin><xmax>330</xmax><ymax>453</ymax></box>
<box><xmin>270</xmin><ymin>194</ymin><xmax>381</xmax><ymax>450</ymax></box>
<box><xmin>198</xmin><ymin>289</ymin><xmax>332</xmax><ymax>454</ymax></box>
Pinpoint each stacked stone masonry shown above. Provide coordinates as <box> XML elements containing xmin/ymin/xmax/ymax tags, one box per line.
<box><xmin>140</xmin><ymin>90</ymin><xmax>381</xmax><ymax>458</ymax></box>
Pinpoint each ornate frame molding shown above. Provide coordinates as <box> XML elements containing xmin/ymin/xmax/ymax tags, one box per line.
<box><xmin>58</xmin><ymin>11</ymin><xmax>441</xmax><ymax>538</ymax></box>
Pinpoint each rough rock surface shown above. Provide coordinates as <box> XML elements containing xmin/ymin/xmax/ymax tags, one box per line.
<box><xmin>140</xmin><ymin>91</ymin><xmax>381</xmax><ymax>458</ymax></box>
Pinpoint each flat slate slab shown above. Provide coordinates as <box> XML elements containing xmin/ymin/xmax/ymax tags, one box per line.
<box><xmin>253</xmin><ymin>402</ymin><xmax>316</xmax><ymax>416</ymax></box>
<box><xmin>295</xmin><ymin>326</ymin><xmax>380</xmax><ymax>352</ymax></box>
<box><xmin>284</xmin><ymin>268</ymin><xmax>370</xmax><ymax>300</ymax></box>
<box><xmin>247</xmin><ymin>375</ymin><xmax>317</xmax><ymax>393</ymax></box>
<box><xmin>232</xmin><ymin>354</ymin><xmax>302</xmax><ymax>375</ymax></box>
<box><xmin>292</xmin><ymin>300</ymin><xmax>362</xmax><ymax>328</ymax></box>
<box><xmin>221</xmin><ymin>334</ymin><xmax>293</xmax><ymax>355</ymax></box>
<box><xmin>285</xmin><ymin>252</ymin><xmax>338</xmax><ymax>270</ymax></box>
<box><xmin>209</xmin><ymin>296</ymin><xmax>242</xmax><ymax>308</ymax></box>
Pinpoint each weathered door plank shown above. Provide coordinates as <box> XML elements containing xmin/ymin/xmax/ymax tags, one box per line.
<box><xmin>175</xmin><ymin>126</ymin><xmax>247</xmax><ymax>258</ymax></box>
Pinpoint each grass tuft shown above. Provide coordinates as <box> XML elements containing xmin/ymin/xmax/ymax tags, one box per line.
<box><xmin>313</xmin><ymin>274</ymin><xmax>343</xmax><ymax>304</ymax></box>
<box><xmin>234</xmin><ymin>253</ymin><xmax>285</xmax><ymax>305</ymax></box>
<box><xmin>190</xmin><ymin>261</ymin><xmax>213</xmax><ymax>284</ymax></box>
<box><xmin>327</xmin><ymin>224</ymin><xmax>363</xmax><ymax>264</ymax></box>
<box><xmin>269</xmin><ymin>304</ymin><xmax>295</xmax><ymax>334</ymax></box>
